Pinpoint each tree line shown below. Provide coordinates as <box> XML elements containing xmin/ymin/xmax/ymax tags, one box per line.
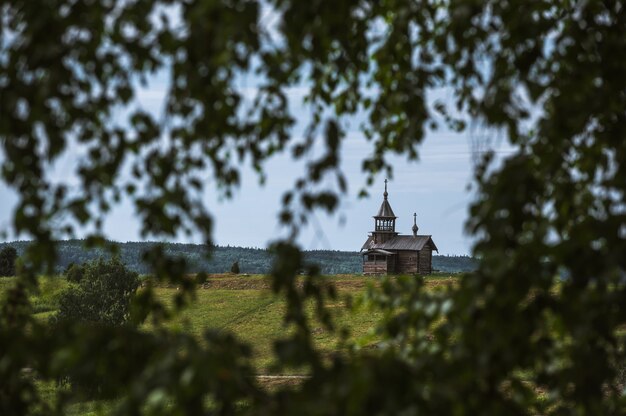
<box><xmin>0</xmin><ymin>240</ymin><xmax>477</xmax><ymax>275</ymax></box>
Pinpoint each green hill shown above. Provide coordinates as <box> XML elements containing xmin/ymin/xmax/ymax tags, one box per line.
<box><xmin>0</xmin><ymin>240</ymin><xmax>477</xmax><ymax>275</ymax></box>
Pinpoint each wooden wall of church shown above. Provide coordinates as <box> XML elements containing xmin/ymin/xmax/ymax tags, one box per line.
<box><xmin>363</xmin><ymin>257</ymin><xmax>389</xmax><ymax>274</ymax></box>
<box><xmin>418</xmin><ymin>247</ymin><xmax>432</xmax><ymax>274</ymax></box>
<box><xmin>362</xmin><ymin>248</ymin><xmax>433</xmax><ymax>275</ymax></box>
<box><xmin>396</xmin><ymin>250</ymin><xmax>418</xmax><ymax>274</ymax></box>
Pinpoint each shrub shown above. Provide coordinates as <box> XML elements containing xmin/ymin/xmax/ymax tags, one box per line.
<box><xmin>0</xmin><ymin>246</ymin><xmax>18</xmax><ymax>277</ymax></box>
<box><xmin>64</xmin><ymin>262</ymin><xmax>75</xmax><ymax>274</ymax></box>
<box><xmin>31</xmin><ymin>277</ymin><xmax>67</xmax><ymax>314</ymax></box>
<box><xmin>65</xmin><ymin>263</ymin><xmax>85</xmax><ymax>283</ymax></box>
<box><xmin>196</xmin><ymin>271</ymin><xmax>208</xmax><ymax>284</ymax></box>
<box><xmin>230</xmin><ymin>261</ymin><xmax>240</xmax><ymax>274</ymax></box>
<box><xmin>55</xmin><ymin>257</ymin><xmax>139</xmax><ymax>326</ymax></box>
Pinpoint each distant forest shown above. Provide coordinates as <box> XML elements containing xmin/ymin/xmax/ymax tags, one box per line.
<box><xmin>0</xmin><ymin>240</ymin><xmax>477</xmax><ymax>275</ymax></box>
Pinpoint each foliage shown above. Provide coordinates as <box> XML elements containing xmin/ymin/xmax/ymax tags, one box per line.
<box><xmin>195</xmin><ymin>271</ymin><xmax>208</xmax><ymax>285</ymax></box>
<box><xmin>64</xmin><ymin>263</ymin><xmax>84</xmax><ymax>284</ymax></box>
<box><xmin>2</xmin><ymin>0</ymin><xmax>626</xmax><ymax>414</ymax></box>
<box><xmin>0</xmin><ymin>246</ymin><xmax>17</xmax><ymax>277</ymax></box>
<box><xmin>63</xmin><ymin>262</ymin><xmax>74</xmax><ymax>274</ymax></box>
<box><xmin>30</xmin><ymin>277</ymin><xmax>68</xmax><ymax>315</ymax></box>
<box><xmin>230</xmin><ymin>261</ymin><xmax>240</xmax><ymax>274</ymax></box>
<box><xmin>0</xmin><ymin>240</ymin><xmax>477</xmax><ymax>274</ymax></box>
<box><xmin>55</xmin><ymin>258</ymin><xmax>139</xmax><ymax>326</ymax></box>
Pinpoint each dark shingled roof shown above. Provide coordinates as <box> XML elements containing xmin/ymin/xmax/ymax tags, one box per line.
<box><xmin>361</xmin><ymin>235</ymin><xmax>438</xmax><ymax>252</ymax></box>
<box><xmin>363</xmin><ymin>248</ymin><xmax>395</xmax><ymax>255</ymax></box>
<box><xmin>375</xmin><ymin>199</ymin><xmax>396</xmax><ymax>218</ymax></box>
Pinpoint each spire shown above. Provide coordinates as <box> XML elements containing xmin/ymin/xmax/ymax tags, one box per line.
<box><xmin>412</xmin><ymin>212</ymin><xmax>419</xmax><ymax>236</ymax></box>
<box><xmin>383</xmin><ymin>179</ymin><xmax>388</xmax><ymax>200</ymax></box>
<box><xmin>375</xmin><ymin>179</ymin><xmax>396</xmax><ymax>218</ymax></box>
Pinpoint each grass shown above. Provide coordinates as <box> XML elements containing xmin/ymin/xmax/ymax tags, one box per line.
<box><xmin>2</xmin><ymin>273</ymin><xmax>458</xmax><ymax>367</ymax></box>
<box><xmin>1</xmin><ymin>272</ymin><xmax>458</xmax><ymax>413</ymax></box>
<box><xmin>33</xmin><ymin>381</ymin><xmax>117</xmax><ymax>416</ymax></box>
<box><xmin>153</xmin><ymin>274</ymin><xmax>390</xmax><ymax>370</ymax></box>
<box><xmin>2</xmin><ymin>274</ymin><xmax>459</xmax><ymax>363</ymax></box>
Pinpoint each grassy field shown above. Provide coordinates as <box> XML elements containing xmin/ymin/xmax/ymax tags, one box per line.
<box><xmin>155</xmin><ymin>274</ymin><xmax>391</xmax><ymax>370</ymax></box>
<box><xmin>3</xmin><ymin>273</ymin><xmax>459</xmax><ymax>368</ymax></box>
<box><xmin>1</xmin><ymin>273</ymin><xmax>458</xmax><ymax>414</ymax></box>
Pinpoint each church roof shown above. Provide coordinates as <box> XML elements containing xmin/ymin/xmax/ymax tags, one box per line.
<box><xmin>374</xmin><ymin>179</ymin><xmax>396</xmax><ymax>218</ymax></box>
<box><xmin>375</xmin><ymin>199</ymin><xmax>396</xmax><ymax>218</ymax></box>
<box><xmin>361</xmin><ymin>235</ymin><xmax>439</xmax><ymax>252</ymax></box>
<box><xmin>363</xmin><ymin>248</ymin><xmax>395</xmax><ymax>255</ymax></box>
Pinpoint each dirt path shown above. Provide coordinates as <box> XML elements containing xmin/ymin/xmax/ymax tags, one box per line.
<box><xmin>195</xmin><ymin>276</ymin><xmax>457</xmax><ymax>290</ymax></box>
<box><xmin>199</xmin><ymin>278</ymin><xmax>373</xmax><ymax>291</ymax></box>
<box><xmin>254</xmin><ymin>374</ymin><xmax>310</xmax><ymax>389</ymax></box>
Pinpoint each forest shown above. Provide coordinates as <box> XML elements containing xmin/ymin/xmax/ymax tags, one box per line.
<box><xmin>0</xmin><ymin>240</ymin><xmax>476</xmax><ymax>275</ymax></box>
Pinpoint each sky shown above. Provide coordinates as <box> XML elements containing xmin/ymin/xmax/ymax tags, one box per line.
<box><xmin>0</xmin><ymin>8</ymin><xmax>517</xmax><ymax>255</ymax></box>
<box><xmin>0</xmin><ymin>76</ymin><xmax>515</xmax><ymax>255</ymax></box>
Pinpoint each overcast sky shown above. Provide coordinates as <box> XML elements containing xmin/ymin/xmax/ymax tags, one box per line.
<box><xmin>0</xmin><ymin>67</ymin><xmax>516</xmax><ymax>256</ymax></box>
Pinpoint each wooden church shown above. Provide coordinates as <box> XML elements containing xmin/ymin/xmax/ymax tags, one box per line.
<box><xmin>361</xmin><ymin>180</ymin><xmax>438</xmax><ymax>275</ymax></box>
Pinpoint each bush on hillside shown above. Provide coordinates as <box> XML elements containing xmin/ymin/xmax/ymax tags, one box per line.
<box><xmin>55</xmin><ymin>257</ymin><xmax>139</xmax><ymax>326</ymax></box>
<box><xmin>53</xmin><ymin>257</ymin><xmax>140</xmax><ymax>394</ymax></box>
<box><xmin>196</xmin><ymin>271</ymin><xmax>208</xmax><ymax>284</ymax></box>
<box><xmin>65</xmin><ymin>263</ymin><xmax>85</xmax><ymax>283</ymax></box>
<box><xmin>230</xmin><ymin>261</ymin><xmax>240</xmax><ymax>274</ymax></box>
<box><xmin>64</xmin><ymin>262</ymin><xmax>75</xmax><ymax>274</ymax></box>
<box><xmin>0</xmin><ymin>246</ymin><xmax>18</xmax><ymax>277</ymax></box>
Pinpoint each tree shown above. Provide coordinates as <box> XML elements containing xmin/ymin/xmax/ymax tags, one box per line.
<box><xmin>0</xmin><ymin>246</ymin><xmax>17</xmax><ymax>277</ymax></box>
<box><xmin>53</xmin><ymin>258</ymin><xmax>139</xmax><ymax>393</ymax></box>
<box><xmin>64</xmin><ymin>263</ymin><xmax>84</xmax><ymax>283</ymax></box>
<box><xmin>55</xmin><ymin>258</ymin><xmax>139</xmax><ymax>326</ymax></box>
<box><xmin>2</xmin><ymin>0</ymin><xmax>626</xmax><ymax>414</ymax></box>
<box><xmin>230</xmin><ymin>260</ymin><xmax>240</xmax><ymax>274</ymax></box>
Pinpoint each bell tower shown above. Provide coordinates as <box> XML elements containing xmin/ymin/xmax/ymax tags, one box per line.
<box><xmin>371</xmin><ymin>179</ymin><xmax>398</xmax><ymax>244</ymax></box>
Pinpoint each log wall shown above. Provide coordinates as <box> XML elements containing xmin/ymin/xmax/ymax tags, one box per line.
<box><xmin>362</xmin><ymin>248</ymin><xmax>433</xmax><ymax>275</ymax></box>
<box><xmin>396</xmin><ymin>250</ymin><xmax>418</xmax><ymax>274</ymax></box>
<box><xmin>363</xmin><ymin>256</ymin><xmax>390</xmax><ymax>274</ymax></box>
<box><xmin>418</xmin><ymin>247</ymin><xmax>432</xmax><ymax>274</ymax></box>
